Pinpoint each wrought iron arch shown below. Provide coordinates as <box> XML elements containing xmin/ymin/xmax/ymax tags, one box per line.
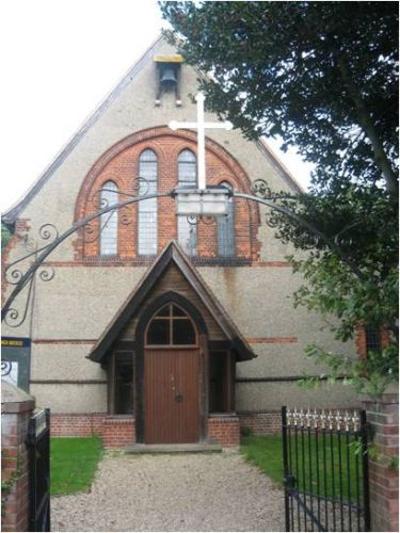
<box><xmin>2</xmin><ymin>179</ymin><xmax>364</xmax><ymax>328</ymax></box>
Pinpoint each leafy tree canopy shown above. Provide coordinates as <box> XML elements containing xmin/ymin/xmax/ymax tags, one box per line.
<box><xmin>161</xmin><ymin>1</ymin><xmax>399</xmax><ymax>395</ymax></box>
<box><xmin>160</xmin><ymin>1</ymin><xmax>398</xmax><ymax>194</ymax></box>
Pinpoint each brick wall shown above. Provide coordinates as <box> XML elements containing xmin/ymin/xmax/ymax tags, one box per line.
<box><xmin>51</xmin><ymin>413</ymin><xmax>107</xmax><ymax>437</ymax></box>
<box><xmin>363</xmin><ymin>392</ymin><xmax>399</xmax><ymax>532</ymax></box>
<box><xmin>73</xmin><ymin>127</ymin><xmax>260</xmax><ymax>262</ymax></box>
<box><xmin>102</xmin><ymin>416</ymin><xmax>135</xmax><ymax>448</ymax></box>
<box><xmin>208</xmin><ymin>414</ymin><xmax>240</xmax><ymax>447</ymax></box>
<box><xmin>50</xmin><ymin>413</ymin><xmax>135</xmax><ymax>449</ymax></box>
<box><xmin>1</xmin><ymin>383</ymin><xmax>35</xmax><ymax>532</ymax></box>
<box><xmin>238</xmin><ymin>411</ymin><xmax>281</xmax><ymax>435</ymax></box>
<box><xmin>51</xmin><ymin>413</ymin><xmax>240</xmax><ymax>448</ymax></box>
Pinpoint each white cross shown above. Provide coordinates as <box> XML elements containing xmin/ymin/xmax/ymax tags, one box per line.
<box><xmin>169</xmin><ymin>93</ymin><xmax>233</xmax><ymax>190</ymax></box>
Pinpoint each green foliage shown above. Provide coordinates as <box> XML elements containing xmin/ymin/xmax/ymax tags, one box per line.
<box><xmin>389</xmin><ymin>456</ymin><xmax>399</xmax><ymax>472</ymax></box>
<box><xmin>160</xmin><ymin>1</ymin><xmax>398</xmax><ymax>194</ymax></box>
<box><xmin>1</xmin><ymin>453</ymin><xmax>21</xmax><ymax>514</ymax></box>
<box><xmin>51</xmin><ymin>437</ymin><xmax>103</xmax><ymax>495</ymax></box>
<box><xmin>1</xmin><ymin>223</ymin><xmax>12</xmax><ymax>250</ymax></box>
<box><xmin>161</xmin><ymin>1</ymin><xmax>399</xmax><ymax>395</ymax></box>
<box><xmin>240</xmin><ymin>426</ymin><xmax>253</xmax><ymax>438</ymax></box>
<box><xmin>300</xmin><ymin>344</ymin><xmax>398</xmax><ymax>397</ymax></box>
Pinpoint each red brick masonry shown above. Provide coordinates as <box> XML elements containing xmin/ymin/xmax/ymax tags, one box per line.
<box><xmin>51</xmin><ymin>413</ymin><xmax>240</xmax><ymax>448</ymax></box>
<box><xmin>363</xmin><ymin>393</ymin><xmax>399</xmax><ymax>532</ymax></box>
<box><xmin>238</xmin><ymin>411</ymin><xmax>281</xmax><ymax>435</ymax></box>
<box><xmin>1</xmin><ymin>392</ymin><xmax>35</xmax><ymax>532</ymax></box>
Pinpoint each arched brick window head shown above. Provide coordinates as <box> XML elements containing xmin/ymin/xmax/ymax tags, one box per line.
<box><xmin>74</xmin><ymin>127</ymin><xmax>261</xmax><ymax>262</ymax></box>
<box><xmin>177</xmin><ymin>149</ymin><xmax>197</xmax><ymax>256</ymax></box>
<box><xmin>100</xmin><ymin>181</ymin><xmax>118</xmax><ymax>256</ymax></box>
<box><xmin>138</xmin><ymin>149</ymin><xmax>158</xmax><ymax>255</ymax></box>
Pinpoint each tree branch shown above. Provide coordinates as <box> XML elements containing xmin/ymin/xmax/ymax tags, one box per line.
<box><xmin>337</xmin><ymin>56</ymin><xmax>398</xmax><ymax>195</ymax></box>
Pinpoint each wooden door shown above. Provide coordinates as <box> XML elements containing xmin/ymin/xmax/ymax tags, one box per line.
<box><xmin>144</xmin><ymin>348</ymin><xmax>200</xmax><ymax>443</ymax></box>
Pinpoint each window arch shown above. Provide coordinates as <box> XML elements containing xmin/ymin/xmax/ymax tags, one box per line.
<box><xmin>138</xmin><ymin>149</ymin><xmax>158</xmax><ymax>255</ymax></box>
<box><xmin>145</xmin><ymin>303</ymin><xmax>197</xmax><ymax>346</ymax></box>
<box><xmin>177</xmin><ymin>149</ymin><xmax>197</xmax><ymax>256</ymax></box>
<box><xmin>217</xmin><ymin>182</ymin><xmax>235</xmax><ymax>257</ymax></box>
<box><xmin>100</xmin><ymin>181</ymin><xmax>118</xmax><ymax>256</ymax></box>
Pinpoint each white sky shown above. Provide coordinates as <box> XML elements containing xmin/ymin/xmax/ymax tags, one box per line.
<box><xmin>0</xmin><ymin>0</ymin><xmax>313</xmax><ymax>214</ymax></box>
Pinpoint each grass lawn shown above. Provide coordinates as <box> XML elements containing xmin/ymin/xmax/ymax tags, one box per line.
<box><xmin>241</xmin><ymin>434</ymin><xmax>363</xmax><ymax>502</ymax></box>
<box><xmin>241</xmin><ymin>435</ymin><xmax>284</xmax><ymax>485</ymax></box>
<box><xmin>51</xmin><ymin>437</ymin><xmax>103</xmax><ymax>495</ymax></box>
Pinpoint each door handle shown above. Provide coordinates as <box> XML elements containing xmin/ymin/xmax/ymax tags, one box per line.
<box><xmin>175</xmin><ymin>393</ymin><xmax>183</xmax><ymax>403</ymax></box>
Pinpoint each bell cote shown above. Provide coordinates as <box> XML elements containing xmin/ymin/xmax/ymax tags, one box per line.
<box><xmin>154</xmin><ymin>54</ymin><xmax>184</xmax><ymax>107</ymax></box>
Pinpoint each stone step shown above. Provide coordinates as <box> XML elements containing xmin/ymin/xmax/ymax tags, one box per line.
<box><xmin>124</xmin><ymin>442</ymin><xmax>222</xmax><ymax>454</ymax></box>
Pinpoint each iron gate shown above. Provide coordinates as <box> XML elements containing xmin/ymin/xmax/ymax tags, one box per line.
<box><xmin>282</xmin><ymin>406</ymin><xmax>370</xmax><ymax>532</ymax></box>
<box><xmin>27</xmin><ymin>408</ymin><xmax>50</xmax><ymax>532</ymax></box>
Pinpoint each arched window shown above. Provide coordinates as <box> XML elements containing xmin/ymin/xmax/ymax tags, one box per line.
<box><xmin>217</xmin><ymin>182</ymin><xmax>235</xmax><ymax>257</ymax></box>
<box><xmin>138</xmin><ymin>149</ymin><xmax>158</xmax><ymax>255</ymax></box>
<box><xmin>177</xmin><ymin>149</ymin><xmax>197</xmax><ymax>256</ymax></box>
<box><xmin>146</xmin><ymin>304</ymin><xmax>197</xmax><ymax>346</ymax></box>
<box><xmin>100</xmin><ymin>181</ymin><xmax>118</xmax><ymax>256</ymax></box>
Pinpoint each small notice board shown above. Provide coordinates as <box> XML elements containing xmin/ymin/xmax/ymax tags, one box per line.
<box><xmin>1</xmin><ymin>336</ymin><xmax>31</xmax><ymax>392</ymax></box>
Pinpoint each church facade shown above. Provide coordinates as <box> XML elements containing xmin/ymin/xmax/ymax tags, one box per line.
<box><xmin>2</xmin><ymin>37</ymin><xmax>359</xmax><ymax>448</ymax></box>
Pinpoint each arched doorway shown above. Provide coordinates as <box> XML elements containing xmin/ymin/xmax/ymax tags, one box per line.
<box><xmin>143</xmin><ymin>302</ymin><xmax>201</xmax><ymax>444</ymax></box>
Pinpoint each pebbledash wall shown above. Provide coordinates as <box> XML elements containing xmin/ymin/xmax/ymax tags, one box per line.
<box><xmin>2</xmin><ymin>37</ymin><xmax>360</xmax><ymax>448</ymax></box>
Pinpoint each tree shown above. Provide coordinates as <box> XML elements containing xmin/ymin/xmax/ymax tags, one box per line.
<box><xmin>160</xmin><ymin>1</ymin><xmax>398</xmax><ymax>194</ymax></box>
<box><xmin>160</xmin><ymin>1</ymin><xmax>398</xmax><ymax>395</ymax></box>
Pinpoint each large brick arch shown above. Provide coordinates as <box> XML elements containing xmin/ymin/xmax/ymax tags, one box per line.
<box><xmin>74</xmin><ymin>126</ymin><xmax>261</xmax><ymax>262</ymax></box>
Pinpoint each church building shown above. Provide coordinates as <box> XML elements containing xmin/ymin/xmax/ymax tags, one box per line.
<box><xmin>2</xmin><ymin>37</ymin><xmax>359</xmax><ymax>448</ymax></box>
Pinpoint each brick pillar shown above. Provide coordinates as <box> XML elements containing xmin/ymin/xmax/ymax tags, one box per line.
<box><xmin>1</xmin><ymin>381</ymin><xmax>35</xmax><ymax>532</ymax></box>
<box><xmin>363</xmin><ymin>392</ymin><xmax>399</xmax><ymax>532</ymax></box>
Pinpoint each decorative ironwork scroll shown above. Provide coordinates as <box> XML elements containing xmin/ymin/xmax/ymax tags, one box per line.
<box><xmin>2</xmin><ymin>189</ymin><xmax>175</xmax><ymax>327</ymax></box>
<box><xmin>2</xmin><ymin>179</ymin><xmax>365</xmax><ymax>328</ymax></box>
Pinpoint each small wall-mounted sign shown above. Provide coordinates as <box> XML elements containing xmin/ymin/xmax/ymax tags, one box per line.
<box><xmin>175</xmin><ymin>187</ymin><xmax>230</xmax><ymax>217</ymax></box>
<box><xmin>1</xmin><ymin>336</ymin><xmax>31</xmax><ymax>392</ymax></box>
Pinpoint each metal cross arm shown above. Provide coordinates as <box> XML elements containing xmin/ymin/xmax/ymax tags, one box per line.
<box><xmin>169</xmin><ymin>92</ymin><xmax>233</xmax><ymax>190</ymax></box>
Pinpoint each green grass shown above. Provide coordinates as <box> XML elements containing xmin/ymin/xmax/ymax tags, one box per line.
<box><xmin>241</xmin><ymin>435</ymin><xmax>284</xmax><ymax>485</ymax></box>
<box><xmin>51</xmin><ymin>437</ymin><xmax>103</xmax><ymax>495</ymax></box>
<box><xmin>241</xmin><ymin>434</ymin><xmax>363</xmax><ymax>501</ymax></box>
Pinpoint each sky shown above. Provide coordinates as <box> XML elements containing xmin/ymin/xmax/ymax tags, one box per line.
<box><xmin>1</xmin><ymin>0</ymin><xmax>313</xmax><ymax>214</ymax></box>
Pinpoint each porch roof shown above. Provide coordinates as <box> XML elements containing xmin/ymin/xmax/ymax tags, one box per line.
<box><xmin>88</xmin><ymin>241</ymin><xmax>256</xmax><ymax>363</ymax></box>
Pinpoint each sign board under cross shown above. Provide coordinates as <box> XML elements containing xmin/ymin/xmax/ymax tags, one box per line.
<box><xmin>169</xmin><ymin>92</ymin><xmax>233</xmax><ymax>216</ymax></box>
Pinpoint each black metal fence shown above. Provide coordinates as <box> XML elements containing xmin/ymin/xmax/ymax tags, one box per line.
<box><xmin>282</xmin><ymin>406</ymin><xmax>370</xmax><ymax>532</ymax></box>
<box><xmin>27</xmin><ymin>408</ymin><xmax>50</xmax><ymax>532</ymax></box>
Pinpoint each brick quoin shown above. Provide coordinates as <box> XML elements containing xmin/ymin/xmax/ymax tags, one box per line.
<box><xmin>73</xmin><ymin>126</ymin><xmax>261</xmax><ymax>262</ymax></box>
<box><xmin>363</xmin><ymin>393</ymin><xmax>399</xmax><ymax>532</ymax></box>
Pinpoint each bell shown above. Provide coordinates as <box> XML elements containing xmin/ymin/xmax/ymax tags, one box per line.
<box><xmin>160</xmin><ymin>66</ymin><xmax>177</xmax><ymax>87</ymax></box>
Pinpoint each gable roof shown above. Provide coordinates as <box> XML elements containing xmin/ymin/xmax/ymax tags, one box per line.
<box><xmin>2</xmin><ymin>36</ymin><xmax>164</xmax><ymax>224</ymax></box>
<box><xmin>3</xmin><ymin>36</ymin><xmax>305</xmax><ymax>224</ymax></box>
<box><xmin>88</xmin><ymin>241</ymin><xmax>256</xmax><ymax>363</ymax></box>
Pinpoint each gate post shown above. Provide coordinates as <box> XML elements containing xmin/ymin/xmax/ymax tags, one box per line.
<box><xmin>363</xmin><ymin>391</ymin><xmax>399</xmax><ymax>532</ymax></box>
<box><xmin>1</xmin><ymin>381</ymin><xmax>35</xmax><ymax>532</ymax></box>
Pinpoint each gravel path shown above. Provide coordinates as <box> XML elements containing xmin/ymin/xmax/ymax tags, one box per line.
<box><xmin>52</xmin><ymin>451</ymin><xmax>284</xmax><ymax>531</ymax></box>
